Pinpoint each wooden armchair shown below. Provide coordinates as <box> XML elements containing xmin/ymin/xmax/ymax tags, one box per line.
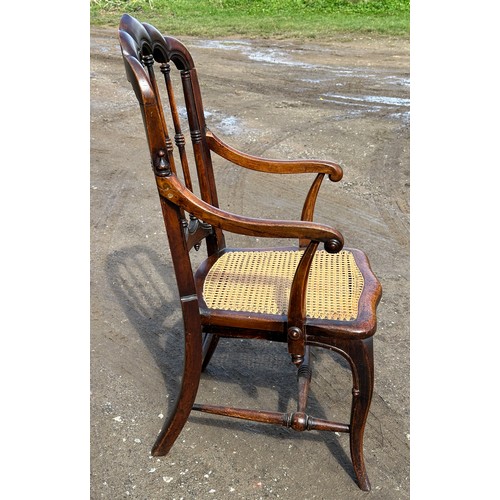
<box><xmin>118</xmin><ymin>14</ymin><xmax>382</xmax><ymax>491</ymax></box>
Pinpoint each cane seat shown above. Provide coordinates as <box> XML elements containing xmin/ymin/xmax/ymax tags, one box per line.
<box><xmin>201</xmin><ymin>249</ymin><xmax>364</xmax><ymax>321</ymax></box>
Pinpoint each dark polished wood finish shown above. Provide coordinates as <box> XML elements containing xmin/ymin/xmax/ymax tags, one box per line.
<box><xmin>119</xmin><ymin>14</ymin><xmax>382</xmax><ymax>491</ymax></box>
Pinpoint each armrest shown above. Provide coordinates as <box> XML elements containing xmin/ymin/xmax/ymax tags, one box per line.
<box><xmin>156</xmin><ymin>174</ymin><xmax>343</xmax><ymax>253</ymax></box>
<box><xmin>205</xmin><ymin>129</ymin><xmax>343</xmax><ymax>182</ymax></box>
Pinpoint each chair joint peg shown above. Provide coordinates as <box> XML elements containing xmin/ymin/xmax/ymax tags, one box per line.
<box><xmin>288</xmin><ymin>326</ymin><xmax>302</xmax><ymax>341</ymax></box>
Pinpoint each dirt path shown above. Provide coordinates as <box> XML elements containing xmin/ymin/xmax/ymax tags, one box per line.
<box><xmin>91</xmin><ymin>26</ymin><xmax>409</xmax><ymax>499</ymax></box>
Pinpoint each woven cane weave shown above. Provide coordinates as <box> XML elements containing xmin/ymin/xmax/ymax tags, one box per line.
<box><xmin>203</xmin><ymin>250</ymin><xmax>364</xmax><ymax>321</ymax></box>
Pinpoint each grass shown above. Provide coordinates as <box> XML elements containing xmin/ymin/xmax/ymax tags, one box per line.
<box><xmin>90</xmin><ymin>0</ymin><xmax>409</xmax><ymax>39</ymax></box>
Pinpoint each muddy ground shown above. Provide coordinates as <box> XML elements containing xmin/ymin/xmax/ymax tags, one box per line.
<box><xmin>90</xmin><ymin>26</ymin><xmax>409</xmax><ymax>499</ymax></box>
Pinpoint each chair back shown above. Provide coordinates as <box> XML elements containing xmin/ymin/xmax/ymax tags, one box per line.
<box><xmin>118</xmin><ymin>14</ymin><xmax>225</xmax><ymax>263</ymax></box>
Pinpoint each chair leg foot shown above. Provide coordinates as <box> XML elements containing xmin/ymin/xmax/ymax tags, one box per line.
<box><xmin>151</xmin><ymin>320</ymin><xmax>203</xmax><ymax>456</ymax></box>
<box><xmin>151</xmin><ymin>362</ymin><xmax>202</xmax><ymax>456</ymax></box>
<box><xmin>344</xmin><ymin>337</ymin><xmax>374</xmax><ymax>491</ymax></box>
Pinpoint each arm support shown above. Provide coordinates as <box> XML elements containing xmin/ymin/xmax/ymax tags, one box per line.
<box><xmin>156</xmin><ymin>175</ymin><xmax>343</xmax><ymax>253</ymax></box>
<box><xmin>299</xmin><ymin>173</ymin><xmax>325</xmax><ymax>247</ymax></box>
<box><xmin>287</xmin><ymin>240</ymin><xmax>319</xmax><ymax>359</ymax></box>
<box><xmin>205</xmin><ymin>130</ymin><xmax>343</xmax><ymax>182</ymax></box>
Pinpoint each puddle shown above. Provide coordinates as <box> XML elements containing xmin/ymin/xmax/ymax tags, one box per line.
<box><xmin>191</xmin><ymin>40</ymin><xmax>410</xmax><ymax>123</ymax></box>
<box><xmin>320</xmin><ymin>92</ymin><xmax>409</xmax><ymax>122</ymax></box>
<box><xmin>195</xmin><ymin>39</ymin><xmax>409</xmax><ymax>91</ymax></box>
<box><xmin>175</xmin><ymin>106</ymin><xmax>242</xmax><ymax>136</ymax></box>
<box><xmin>299</xmin><ymin>69</ymin><xmax>410</xmax><ymax>122</ymax></box>
<box><xmin>194</xmin><ymin>39</ymin><xmax>317</xmax><ymax>69</ymax></box>
<box><xmin>388</xmin><ymin>111</ymin><xmax>410</xmax><ymax>124</ymax></box>
<box><xmin>385</xmin><ymin>75</ymin><xmax>410</xmax><ymax>87</ymax></box>
<box><xmin>195</xmin><ymin>40</ymin><xmax>252</xmax><ymax>50</ymax></box>
<box><xmin>323</xmin><ymin>93</ymin><xmax>410</xmax><ymax>107</ymax></box>
<box><xmin>205</xmin><ymin>112</ymin><xmax>241</xmax><ymax>135</ymax></box>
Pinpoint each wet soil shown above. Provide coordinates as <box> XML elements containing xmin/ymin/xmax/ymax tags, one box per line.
<box><xmin>91</xmin><ymin>26</ymin><xmax>409</xmax><ymax>499</ymax></box>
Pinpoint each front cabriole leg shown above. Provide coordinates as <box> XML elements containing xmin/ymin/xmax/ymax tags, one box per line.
<box><xmin>308</xmin><ymin>337</ymin><xmax>374</xmax><ymax>491</ymax></box>
<box><xmin>342</xmin><ymin>337</ymin><xmax>374</xmax><ymax>491</ymax></box>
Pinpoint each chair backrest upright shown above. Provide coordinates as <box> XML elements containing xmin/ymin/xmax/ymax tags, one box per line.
<box><xmin>118</xmin><ymin>14</ymin><xmax>225</xmax><ymax>263</ymax></box>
